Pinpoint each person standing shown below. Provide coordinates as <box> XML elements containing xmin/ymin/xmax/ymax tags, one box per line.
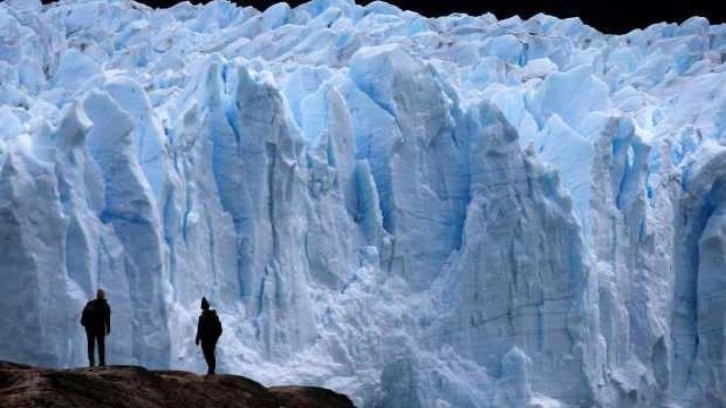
<box><xmin>195</xmin><ymin>297</ymin><xmax>223</xmax><ymax>375</ymax></box>
<box><xmin>80</xmin><ymin>289</ymin><xmax>111</xmax><ymax>367</ymax></box>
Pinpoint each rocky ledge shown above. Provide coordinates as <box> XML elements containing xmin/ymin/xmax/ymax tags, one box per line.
<box><xmin>0</xmin><ymin>361</ymin><xmax>354</xmax><ymax>408</ymax></box>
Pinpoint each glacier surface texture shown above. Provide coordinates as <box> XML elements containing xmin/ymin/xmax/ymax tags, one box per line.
<box><xmin>1</xmin><ymin>0</ymin><xmax>726</xmax><ymax>406</ymax></box>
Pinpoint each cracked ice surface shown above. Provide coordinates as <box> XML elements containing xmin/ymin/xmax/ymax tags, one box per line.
<box><xmin>0</xmin><ymin>0</ymin><xmax>725</xmax><ymax>406</ymax></box>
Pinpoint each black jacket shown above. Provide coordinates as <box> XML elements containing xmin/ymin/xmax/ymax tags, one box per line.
<box><xmin>81</xmin><ymin>298</ymin><xmax>111</xmax><ymax>335</ymax></box>
<box><xmin>196</xmin><ymin>309</ymin><xmax>222</xmax><ymax>344</ymax></box>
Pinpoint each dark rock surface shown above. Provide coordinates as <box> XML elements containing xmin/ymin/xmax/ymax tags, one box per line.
<box><xmin>0</xmin><ymin>361</ymin><xmax>355</xmax><ymax>407</ymax></box>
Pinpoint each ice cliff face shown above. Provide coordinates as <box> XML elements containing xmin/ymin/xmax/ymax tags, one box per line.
<box><xmin>1</xmin><ymin>0</ymin><xmax>725</xmax><ymax>406</ymax></box>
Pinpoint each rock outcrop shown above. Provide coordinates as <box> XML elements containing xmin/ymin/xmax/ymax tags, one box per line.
<box><xmin>0</xmin><ymin>361</ymin><xmax>354</xmax><ymax>408</ymax></box>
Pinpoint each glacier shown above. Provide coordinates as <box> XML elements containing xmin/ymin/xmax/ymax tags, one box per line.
<box><xmin>0</xmin><ymin>0</ymin><xmax>725</xmax><ymax>406</ymax></box>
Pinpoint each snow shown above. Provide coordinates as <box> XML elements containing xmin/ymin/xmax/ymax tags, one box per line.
<box><xmin>0</xmin><ymin>0</ymin><xmax>725</xmax><ymax>406</ymax></box>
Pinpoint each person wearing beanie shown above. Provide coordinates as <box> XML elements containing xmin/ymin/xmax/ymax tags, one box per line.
<box><xmin>195</xmin><ymin>297</ymin><xmax>223</xmax><ymax>375</ymax></box>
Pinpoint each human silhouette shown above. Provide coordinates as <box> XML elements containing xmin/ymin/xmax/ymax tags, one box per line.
<box><xmin>195</xmin><ymin>297</ymin><xmax>223</xmax><ymax>375</ymax></box>
<box><xmin>80</xmin><ymin>289</ymin><xmax>111</xmax><ymax>367</ymax></box>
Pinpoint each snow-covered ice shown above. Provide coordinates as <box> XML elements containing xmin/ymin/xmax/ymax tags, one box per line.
<box><xmin>0</xmin><ymin>0</ymin><xmax>725</xmax><ymax>406</ymax></box>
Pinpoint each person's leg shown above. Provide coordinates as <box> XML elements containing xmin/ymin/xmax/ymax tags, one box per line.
<box><xmin>201</xmin><ymin>342</ymin><xmax>211</xmax><ymax>374</ymax></box>
<box><xmin>86</xmin><ymin>331</ymin><xmax>95</xmax><ymax>367</ymax></box>
<box><xmin>202</xmin><ymin>342</ymin><xmax>215</xmax><ymax>375</ymax></box>
<box><xmin>209</xmin><ymin>341</ymin><xmax>216</xmax><ymax>375</ymax></box>
<box><xmin>98</xmin><ymin>334</ymin><xmax>106</xmax><ymax>366</ymax></box>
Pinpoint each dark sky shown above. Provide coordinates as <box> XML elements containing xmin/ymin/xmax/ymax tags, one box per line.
<box><xmin>44</xmin><ymin>0</ymin><xmax>725</xmax><ymax>34</ymax></box>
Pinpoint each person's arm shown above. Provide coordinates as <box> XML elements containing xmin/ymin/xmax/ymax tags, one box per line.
<box><xmin>195</xmin><ymin>316</ymin><xmax>202</xmax><ymax>345</ymax></box>
<box><xmin>105</xmin><ymin>304</ymin><xmax>111</xmax><ymax>335</ymax></box>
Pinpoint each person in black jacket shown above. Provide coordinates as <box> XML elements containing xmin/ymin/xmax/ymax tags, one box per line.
<box><xmin>195</xmin><ymin>297</ymin><xmax>222</xmax><ymax>375</ymax></box>
<box><xmin>80</xmin><ymin>289</ymin><xmax>111</xmax><ymax>367</ymax></box>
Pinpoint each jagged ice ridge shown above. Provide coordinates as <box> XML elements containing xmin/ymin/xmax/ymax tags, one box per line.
<box><xmin>0</xmin><ymin>0</ymin><xmax>725</xmax><ymax>406</ymax></box>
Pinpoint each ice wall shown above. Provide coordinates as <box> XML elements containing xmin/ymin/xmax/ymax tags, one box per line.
<box><xmin>0</xmin><ymin>0</ymin><xmax>725</xmax><ymax>406</ymax></box>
